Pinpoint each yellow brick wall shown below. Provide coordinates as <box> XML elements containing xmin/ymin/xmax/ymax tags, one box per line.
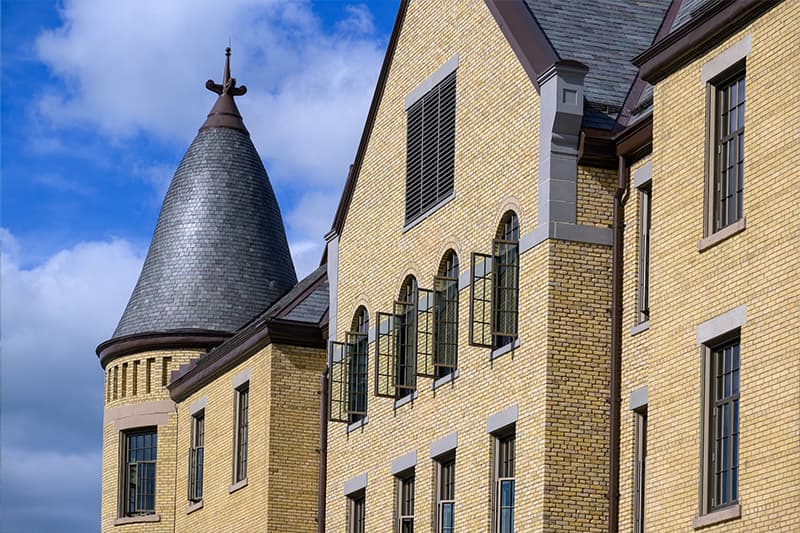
<box><xmin>327</xmin><ymin>1</ymin><xmax>613</xmax><ymax>531</ymax></box>
<box><xmin>626</xmin><ymin>3</ymin><xmax>800</xmax><ymax>531</ymax></box>
<box><xmin>101</xmin><ymin>349</ymin><xmax>200</xmax><ymax>532</ymax></box>
<box><xmin>174</xmin><ymin>343</ymin><xmax>324</xmax><ymax>533</ymax></box>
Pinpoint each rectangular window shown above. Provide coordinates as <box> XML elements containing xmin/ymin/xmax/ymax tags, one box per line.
<box><xmin>107</xmin><ymin>369</ymin><xmax>112</xmax><ymax>403</ymax></box>
<box><xmin>161</xmin><ymin>357</ymin><xmax>172</xmax><ymax>387</ymax></box>
<box><xmin>233</xmin><ymin>384</ymin><xmax>249</xmax><ymax>483</ymax></box>
<box><xmin>375</xmin><ymin>312</ymin><xmax>396</xmax><ymax>398</ymax></box>
<box><xmin>394</xmin><ymin>299</ymin><xmax>417</xmax><ymax>398</ymax></box>
<box><xmin>633</xmin><ymin>408</ymin><xmax>647</xmax><ymax>533</ymax></box>
<box><xmin>189</xmin><ymin>412</ymin><xmax>205</xmax><ymax>502</ymax></box>
<box><xmin>348</xmin><ymin>491</ymin><xmax>366</xmax><ymax>533</ymax></box>
<box><xmin>122</xmin><ymin>428</ymin><xmax>157</xmax><ymax>517</ymax></box>
<box><xmin>433</xmin><ymin>274</ymin><xmax>458</xmax><ymax>378</ymax></box>
<box><xmin>396</xmin><ymin>473</ymin><xmax>415</xmax><ymax>533</ymax></box>
<box><xmin>708</xmin><ymin>338</ymin><xmax>740</xmax><ymax>510</ymax></box>
<box><xmin>707</xmin><ymin>68</ymin><xmax>745</xmax><ymax>234</ymax></box>
<box><xmin>405</xmin><ymin>70</ymin><xmax>456</xmax><ymax>225</ymax></box>
<box><xmin>436</xmin><ymin>457</ymin><xmax>455</xmax><ymax>533</ymax></box>
<box><xmin>493</xmin><ymin>434</ymin><xmax>515</xmax><ymax>533</ymax></box>
<box><xmin>638</xmin><ymin>184</ymin><xmax>651</xmax><ymax>323</ymax></box>
<box><xmin>113</xmin><ymin>366</ymin><xmax>119</xmax><ymax>400</ymax></box>
<box><xmin>132</xmin><ymin>360</ymin><xmax>139</xmax><ymax>396</ymax></box>
<box><xmin>146</xmin><ymin>358</ymin><xmax>155</xmax><ymax>394</ymax></box>
<box><xmin>121</xmin><ymin>363</ymin><xmax>128</xmax><ymax>398</ymax></box>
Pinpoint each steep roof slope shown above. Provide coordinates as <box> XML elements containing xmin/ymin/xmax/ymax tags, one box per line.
<box><xmin>524</xmin><ymin>0</ymin><xmax>671</xmax><ymax>128</ymax></box>
<box><xmin>112</xmin><ymin>50</ymin><xmax>297</xmax><ymax>340</ymax></box>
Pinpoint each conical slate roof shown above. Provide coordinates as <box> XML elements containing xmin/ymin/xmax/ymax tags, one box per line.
<box><xmin>112</xmin><ymin>49</ymin><xmax>297</xmax><ymax>340</ymax></box>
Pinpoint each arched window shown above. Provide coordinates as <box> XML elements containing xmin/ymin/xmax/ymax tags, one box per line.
<box><xmin>395</xmin><ymin>276</ymin><xmax>418</xmax><ymax>398</ymax></box>
<box><xmin>347</xmin><ymin>307</ymin><xmax>369</xmax><ymax>424</ymax></box>
<box><xmin>434</xmin><ymin>250</ymin><xmax>459</xmax><ymax>378</ymax></box>
<box><xmin>494</xmin><ymin>211</ymin><xmax>519</xmax><ymax>348</ymax></box>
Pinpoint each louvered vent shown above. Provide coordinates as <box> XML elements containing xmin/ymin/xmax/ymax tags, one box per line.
<box><xmin>405</xmin><ymin>70</ymin><xmax>456</xmax><ymax>225</ymax></box>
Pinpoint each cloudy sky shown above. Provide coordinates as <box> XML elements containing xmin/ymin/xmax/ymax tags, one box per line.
<box><xmin>1</xmin><ymin>1</ymin><xmax>397</xmax><ymax>531</ymax></box>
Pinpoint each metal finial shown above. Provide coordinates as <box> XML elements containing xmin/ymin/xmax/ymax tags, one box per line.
<box><xmin>205</xmin><ymin>46</ymin><xmax>247</xmax><ymax>97</ymax></box>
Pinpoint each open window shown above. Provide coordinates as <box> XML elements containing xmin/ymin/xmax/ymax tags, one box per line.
<box><xmin>434</xmin><ymin>250</ymin><xmax>459</xmax><ymax>378</ymax></box>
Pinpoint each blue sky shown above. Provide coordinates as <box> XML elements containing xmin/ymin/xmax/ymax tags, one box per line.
<box><xmin>0</xmin><ymin>1</ymin><xmax>397</xmax><ymax>531</ymax></box>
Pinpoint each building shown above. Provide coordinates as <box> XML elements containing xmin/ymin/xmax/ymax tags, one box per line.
<box><xmin>97</xmin><ymin>1</ymin><xmax>799</xmax><ymax>532</ymax></box>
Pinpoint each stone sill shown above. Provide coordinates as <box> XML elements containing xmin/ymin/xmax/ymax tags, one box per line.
<box><xmin>692</xmin><ymin>503</ymin><xmax>741</xmax><ymax>529</ymax></box>
<box><xmin>490</xmin><ymin>338</ymin><xmax>520</xmax><ymax>361</ymax></box>
<box><xmin>698</xmin><ymin>217</ymin><xmax>746</xmax><ymax>252</ymax></box>
<box><xmin>393</xmin><ymin>390</ymin><xmax>419</xmax><ymax>410</ymax></box>
<box><xmin>432</xmin><ymin>369</ymin><xmax>460</xmax><ymax>391</ymax></box>
<box><xmin>114</xmin><ymin>514</ymin><xmax>160</xmax><ymax>526</ymax></box>
<box><xmin>630</xmin><ymin>320</ymin><xmax>650</xmax><ymax>336</ymax></box>
<box><xmin>346</xmin><ymin>416</ymin><xmax>368</xmax><ymax>434</ymax></box>
<box><xmin>229</xmin><ymin>478</ymin><xmax>248</xmax><ymax>494</ymax></box>
<box><xmin>186</xmin><ymin>500</ymin><xmax>203</xmax><ymax>515</ymax></box>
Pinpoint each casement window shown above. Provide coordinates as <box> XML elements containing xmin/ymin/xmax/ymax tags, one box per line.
<box><xmin>434</xmin><ymin>251</ymin><xmax>459</xmax><ymax>379</ymax></box>
<box><xmin>396</xmin><ymin>472</ymin><xmax>415</xmax><ymax>533</ymax></box>
<box><xmin>122</xmin><ymin>428</ymin><xmax>157</xmax><ymax>517</ymax></box>
<box><xmin>376</xmin><ymin>276</ymin><xmax>433</xmax><ymax>399</ymax></box>
<box><xmin>435</xmin><ymin>456</ymin><xmax>456</xmax><ymax>533</ymax></box>
<box><xmin>638</xmin><ymin>184</ymin><xmax>651</xmax><ymax>323</ymax></box>
<box><xmin>348</xmin><ymin>491</ymin><xmax>366</xmax><ymax>533</ymax></box>
<box><xmin>470</xmin><ymin>211</ymin><xmax>520</xmax><ymax>349</ymax></box>
<box><xmin>233</xmin><ymin>383</ymin><xmax>249</xmax><ymax>483</ymax></box>
<box><xmin>706</xmin><ymin>67</ymin><xmax>745</xmax><ymax>235</ymax></box>
<box><xmin>188</xmin><ymin>411</ymin><xmax>205</xmax><ymax>502</ymax></box>
<box><xmin>701</xmin><ymin>337</ymin><xmax>740</xmax><ymax>513</ymax></box>
<box><xmin>492</xmin><ymin>433</ymin><xmax>516</xmax><ymax>533</ymax></box>
<box><xmin>330</xmin><ymin>308</ymin><xmax>370</xmax><ymax>424</ymax></box>
<box><xmin>405</xmin><ymin>70</ymin><xmax>456</xmax><ymax>225</ymax></box>
<box><xmin>633</xmin><ymin>407</ymin><xmax>647</xmax><ymax>533</ymax></box>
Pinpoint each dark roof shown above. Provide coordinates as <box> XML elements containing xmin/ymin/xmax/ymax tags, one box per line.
<box><xmin>265</xmin><ymin>264</ymin><xmax>328</xmax><ymax>324</ymax></box>
<box><xmin>671</xmin><ymin>0</ymin><xmax>711</xmax><ymax>31</ymax></box>
<box><xmin>113</xmin><ymin>124</ymin><xmax>297</xmax><ymax>339</ymax></box>
<box><xmin>523</xmin><ymin>0</ymin><xmax>672</xmax><ymax>128</ymax></box>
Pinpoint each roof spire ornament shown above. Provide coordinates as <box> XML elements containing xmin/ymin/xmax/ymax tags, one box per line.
<box><xmin>205</xmin><ymin>47</ymin><xmax>247</xmax><ymax>97</ymax></box>
<box><xmin>200</xmin><ymin>46</ymin><xmax>249</xmax><ymax>133</ymax></box>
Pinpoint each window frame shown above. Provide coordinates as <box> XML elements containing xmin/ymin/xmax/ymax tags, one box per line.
<box><xmin>395</xmin><ymin>276</ymin><xmax>419</xmax><ymax>399</ymax></box>
<box><xmin>348</xmin><ymin>490</ymin><xmax>366</xmax><ymax>533</ymax></box>
<box><xmin>188</xmin><ymin>410</ymin><xmax>205</xmax><ymax>502</ymax></box>
<box><xmin>433</xmin><ymin>251</ymin><xmax>459</xmax><ymax>379</ymax></box>
<box><xmin>395</xmin><ymin>471</ymin><xmax>415</xmax><ymax>533</ymax></box>
<box><xmin>492</xmin><ymin>430</ymin><xmax>516</xmax><ymax>533</ymax></box>
<box><xmin>633</xmin><ymin>407</ymin><xmax>647</xmax><ymax>533</ymax></box>
<box><xmin>347</xmin><ymin>307</ymin><xmax>370</xmax><ymax>424</ymax></box>
<box><xmin>435</xmin><ymin>455</ymin><xmax>456</xmax><ymax>533</ymax></box>
<box><xmin>699</xmin><ymin>333</ymin><xmax>741</xmax><ymax>517</ymax></box>
<box><xmin>704</xmin><ymin>63</ymin><xmax>746</xmax><ymax>238</ymax></box>
<box><xmin>637</xmin><ymin>183</ymin><xmax>651</xmax><ymax>324</ymax></box>
<box><xmin>233</xmin><ymin>383</ymin><xmax>249</xmax><ymax>484</ymax></box>
<box><xmin>120</xmin><ymin>427</ymin><xmax>158</xmax><ymax>518</ymax></box>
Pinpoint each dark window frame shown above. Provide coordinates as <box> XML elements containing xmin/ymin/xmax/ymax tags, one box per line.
<box><xmin>434</xmin><ymin>251</ymin><xmax>459</xmax><ymax>379</ymax></box>
<box><xmin>347</xmin><ymin>308</ymin><xmax>369</xmax><ymax>424</ymax></box>
<box><xmin>492</xmin><ymin>430</ymin><xmax>516</xmax><ymax>533</ymax></box>
<box><xmin>637</xmin><ymin>184</ymin><xmax>652</xmax><ymax>323</ymax></box>
<box><xmin>348</xmin><ymin>490</ymin><xmax>366</xmax><ymax>533</ymax></box>
<box><xmin>120</xmin><ymin>427</ymin><xmax>158</xmax><ymax>517</ymax></box>
<box><xmin>435</xmin><ymin>455</ymin><xmax>456</xmax><ymax>533</ymax></box>
<box><xmin>633</xmin><ymin>407</ymin><xmax>647</xmax><ymax>533</ymax></box>
<box><xmin>395</xmin><ymin>276</ymin><xmax>418</xmax><ymax>399</ymax></box>
<box><xmin>233</xmin><ymin>383</ymin><xmax>249</xmax><ymax>483</ymax></box>
<box><xmin>705</xmin><ymin>64</ymin><xmax>745</xmax><ymax>236</ymax></box>
<box><xmin>395</xmin><ymin>472</ymin><xmax>415</xmax><ymax>533</ymax></box>
<box><xmin>189</xmin><ymin>411</ymin><xmax>205</xmax><ymax>502</ymax></box>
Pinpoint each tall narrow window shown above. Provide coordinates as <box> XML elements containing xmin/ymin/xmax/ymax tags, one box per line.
<box><xmin>348</xmin><ymin>491</ymin><xmax>366</xmax><ymax>533</ymax></box>
<box><xmin>709</xmin><ymin>338</ymin><xmax>740</xmax><ymax>510</ymax></box>
<box><xmin>633</xmin><ymin>408</ymin><xmax>647</xmax><ymax>533</ymax></box>
<box><xmin>347</xmin><ymin>308</ymin><xmax>369</xmax><ymax>424</ymax></box>
<box><xmin>189</xmin><ymin>412</ymin><xmax>205</xmax><ymax>502</ymax></box>
<box><xmin>405</xmin><ymin>70</ymin><xmax>456</xmax><ymax>225</ymax></box>
<box><xmin>434</xmin><ymin>251</ymin><xmax>459</xmax><ymax>378</ymax></box>
<box><xmin>234</xmin><ymin>383</ymin><xmax>249</xmax><ymax>483</ymax></box>
<box><xmin>396</xmin><ymin>473</ymin><xmax>415</xmax><ymax>533</ymax></box>
<box><xmin>146</xmin><ymin>358</ymin><xmax>154</xmax><ymax>394</ymax></box>
<box><xmin>113</xmin><ymin>366</ymin><xmax>119</xmax><ymax>400</ymax></box>
<box><xmin>132</xmin><ymin>360</ymin><xmax>139</xmax><ymax>396</ymax></box>
<box><xmin>107</xmin><ymin>369</ymin><xmax>112</xmax><ymax>403</ymax></box>
<box><xmin>712</xmin><ymin>71</ymin><xmax>745</xmax><ymax>232</ymax></box>
<box><xmin>122</xmin><ymin>428</ymin><xmax>157</xmax><ymax>517</ymax></box>
<box><xmin>493</xmin><ymin>434</ymin><xmax>515</xmax><ymax>533</ymax></box>
<box><xmin>436</xmin><ymin>456</ymin><xmax>455</xmax><ymax>533</ymax></box>
<box><xmin>493</xmin><ymin>212</ymin><xmax>519</xmax><ymax>349</ymax></box>
<box><xmin>395</xmin><ymin>276</ymin><xmax>418</xmax><ymax>399</ymax></box>
<box><xmin>638</xmin><ymin>185</ymin><xmax>651</xmax><ymax>323</ymax></box>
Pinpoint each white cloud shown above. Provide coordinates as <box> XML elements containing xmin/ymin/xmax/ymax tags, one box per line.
<box><xmin>0</xmin><ymin>230</ymin><xmax>144</xmax><ymax>532</ymax></box>
<box><xmin>34</xmin><ymin>0</ymin><xmax>384</xmax><ymax>188</ymax></box>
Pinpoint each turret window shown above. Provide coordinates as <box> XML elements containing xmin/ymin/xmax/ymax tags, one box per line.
<box><xmin>189</xmin><ymin>411</ymin><xmax>205</xmax><ymax>502</ymax></box>
<box><xmin>122</xmin><ymin>428</ymin><xmax>157</xmax><ymax>517</ymax></box>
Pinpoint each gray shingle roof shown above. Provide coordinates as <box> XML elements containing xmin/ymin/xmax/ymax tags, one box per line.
<box><xmin>113</xmin><ymin>126</ymin><xmax>297</xmax><ymax>338</ymax></box>
<box><xmin>263</xmin><ymin>264</ymin><xmax>328</xmax><ymax>324</ymax></box>
<box><xmin>671</xmin><ymin>0</ymin><xmax>711</xmax><ymax>32</ymax></box>
<box><xmin>523</xmin><ymin>0</ymin><xmax>671</xmax><ymax>128</ymax></box>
